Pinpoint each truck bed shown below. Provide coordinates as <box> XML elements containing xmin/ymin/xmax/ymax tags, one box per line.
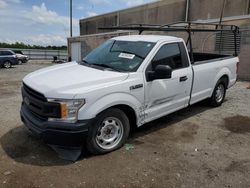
<box><xmin>190</xmin><ymin>54</ymin><xmax>238</xmax><ymax>105</ymax></box>
<box><xmin>190</xmin><ymin>53</ymin><xmax>232</xmax><ymax>65</ymax></box>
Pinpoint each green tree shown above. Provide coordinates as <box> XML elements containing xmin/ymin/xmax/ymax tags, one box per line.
<box><xmin>0</xmin><ymin>42</ymin><xmax>67</xmax><ymax>50</ymax></box>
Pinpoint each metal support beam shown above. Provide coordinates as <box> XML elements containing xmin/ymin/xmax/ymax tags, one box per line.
<box><xmin>219</xmin><ymin>0</ymin><xmax>227</xmax><ymax>25</ymax></box>
<box><xmin>185</xmin><ymin>0</ymin><xmax>190</xmax><ymax>22</ymax></box>
<box><xmin>100</xmin><ymin>22</ymin><xmax>239</xmax><ymax>33</ymax></box>
<box><xmin>248</xmin><ymin>0</ymin><xmax>250</xmax><ymax>14</ymax></box>
<box><xmin>187</xmin><ymin>24</ymin><xmax>194</xmax><ymax>64</ymax></box>
<box><xmin>234</xmin><ymin>30</ymin><xmax>238</xmax><ymax>56</ymax></box>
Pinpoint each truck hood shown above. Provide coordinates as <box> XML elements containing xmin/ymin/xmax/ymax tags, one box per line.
<box><xmin>23</xmin><ymin>62</ymin><xmax>129</xmax><ymax>99</ymax></box>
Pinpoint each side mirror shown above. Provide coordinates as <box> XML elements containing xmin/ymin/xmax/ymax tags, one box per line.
<box><xmin>147</xmin><ymin>65</ymin><xmax>172</xmax><ymax>81</ymax></box>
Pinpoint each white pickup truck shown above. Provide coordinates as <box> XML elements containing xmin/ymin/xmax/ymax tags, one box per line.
<box><xmin>20</xmin><ymin>34</ymin><xmax>239</xmax><ymax>154</ymax></box>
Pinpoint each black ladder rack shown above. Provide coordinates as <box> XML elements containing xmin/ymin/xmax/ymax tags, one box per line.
<box><xmin>99</xmin><ymin>22</ymin><xmax>240</xmax><ymax>62</ymax></box>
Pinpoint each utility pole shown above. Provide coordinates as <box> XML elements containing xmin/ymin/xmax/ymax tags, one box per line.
<box><xmin>70</xmin><ymin>0</ymin><xmax>72</xmax><ymax>37</ymax></box>
<box><xmin>68</xmin><ymin>0</ymin><xmax>73</xmax><ymax>62</ymax></box>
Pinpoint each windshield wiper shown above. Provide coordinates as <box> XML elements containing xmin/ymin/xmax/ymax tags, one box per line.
<box><xmin>91</xmin><ymin>63</ymin><xmax>121</xmax><ymax>72</ymax></box>
<box><xmin>81</xmin><ymin>60</ymin><xmax>121</xmax><ymax>72</ymax></box>
<box><xmin>81</xmin><ymin>59</ymin><xmax>90</xmax><ymax>65</ymax></box>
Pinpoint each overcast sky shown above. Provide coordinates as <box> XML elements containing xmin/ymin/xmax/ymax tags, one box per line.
<box><xmin>0</xmin><ymin>0</ymin><xmax>155</xmax><ymax>46</ymax></box>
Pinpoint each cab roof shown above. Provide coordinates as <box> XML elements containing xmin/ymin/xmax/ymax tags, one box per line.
<box><xmin>112</xmin><ymin>35</ymin><xmax>182</xmax><ymax>43</ymax></box>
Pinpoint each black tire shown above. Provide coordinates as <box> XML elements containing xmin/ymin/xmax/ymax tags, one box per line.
<box><xmin>3</xmin><ymin>61</ymin><xmax>12</xmax><ymax>69</ymax></box>
<box><xmin>18</xmin><ymin>60</ymin><xmax>23</xmax><ymax>65</ymax></box>
<box><xmin>209</xmin><ymin>79</ymin><xmax>227</xmax><ymax>107</ymax></box>
<box><xmin>87</xmin><ymin>108</ymin><xmax>130</xmax><ymax>154</ymax></box>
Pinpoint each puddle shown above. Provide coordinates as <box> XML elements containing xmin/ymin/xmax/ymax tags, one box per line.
<box><xmin>224</xmin><ymin>115</ymin><xmax>250</xmax><ymax>134</ymax></box>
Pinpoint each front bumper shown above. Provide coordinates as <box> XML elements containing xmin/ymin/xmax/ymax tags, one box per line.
<box><xmin>23</xmin><ymin>57</ymin><xmax>29</xmax><ymax>63</ymax></box>
<box><xmin>20</xmin><ymin>103</ymin><xmax>92</xmax><ymax>147</ymax></box>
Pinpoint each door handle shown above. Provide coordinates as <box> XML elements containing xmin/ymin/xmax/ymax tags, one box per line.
<box><xmin>180</xmin><ymin>76</ymin><xmax>188</xmax><ymax>82</ymax></box>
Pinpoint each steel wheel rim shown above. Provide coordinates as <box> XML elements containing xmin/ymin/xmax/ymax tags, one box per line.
<box><xmin>96</xmin><ymin>117</ymin><xmax>124</xmax><ymax>150</ymax></box>
<box><xmin>18</xmin><ymin>60</ymin><xmax>22</xmax><ymax>65</ymax></box>
<box><xmin>4</xmin><ymin>62</ymin><xmax>11</xmax><ymax>68</ymax></box>
<box><xmin>215</xmin><ymin>84</ymin><xmax>224</xmax><ymax>103</ymax></box>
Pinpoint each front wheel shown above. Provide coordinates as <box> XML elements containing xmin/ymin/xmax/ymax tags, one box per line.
<box><xmin>87</xmin><ymin>108</ymin><xmax>130</xmax><ymax>154</ymax></box>
<box><xmin>3</xmin><ymin>61</ymin><xmax>12</xmax><ymax>69</ymax></box>
<box><xmin>209</xmin><ymin>81</ymin><xmax>226</xmax><ymax>107</ymax></box>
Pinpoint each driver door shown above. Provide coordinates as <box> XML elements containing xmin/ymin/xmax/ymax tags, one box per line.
<box><xmin>143</xmin><ymin>42</ymin><xmax>192</xmax><ymax>123</ymax></box>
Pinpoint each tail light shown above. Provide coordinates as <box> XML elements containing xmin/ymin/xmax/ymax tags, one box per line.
<box><xmin>236</xmin><ymin>62</ymin><xmax>240</xmax><ymax>74</ymax></box>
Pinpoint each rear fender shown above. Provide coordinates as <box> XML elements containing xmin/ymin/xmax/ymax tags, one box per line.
<box><xmin>212</xmin><ymin>67</ymin><xmax>230</xmax><ymax>95</ymax></box>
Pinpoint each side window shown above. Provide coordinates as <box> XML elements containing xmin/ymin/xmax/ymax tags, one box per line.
<box><xmin>1</xmin><ymin>51</ymin><xmax>12</xmax><ymax>55</ymax></box>
<box><xmin>0</xmin><ymin>51</ymin><xmax>6</xmax><ymax>55</ymax></box>
<box><xmin>6</xmin><ymin>51</ymin><xmax>13</xmax><ymax>55</ymax></box>
<box><xmin>151</xmin><ymin>43</ymin><xmax>185</xmax><ymax>71</ymax></box>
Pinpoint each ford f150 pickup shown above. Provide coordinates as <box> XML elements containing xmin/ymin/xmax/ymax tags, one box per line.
<box><xmin>20</xmin><ymin>22</ymin><xmax>239</xmax><ymax>155</ymax></box>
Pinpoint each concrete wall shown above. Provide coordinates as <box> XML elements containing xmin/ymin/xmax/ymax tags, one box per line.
<box><xmin>189</xmin><ymin>0</ymin><xmax>250</xmax><ymax>20</ymax></box>
<box><xmin>80</xmin><ymin>0</ymin><xmax>186</xmax><ymax>35</ymax></box>
<box><xmin>79</xmin><ymin>0</ymin><xmax>250</xmax><ymax>35</ymax></box>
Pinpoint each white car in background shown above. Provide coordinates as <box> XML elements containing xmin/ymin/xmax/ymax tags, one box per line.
<box><xmin>13</xmin><ymin>50</ymin><xmax>29</xmax><ymax>64</ymax></box>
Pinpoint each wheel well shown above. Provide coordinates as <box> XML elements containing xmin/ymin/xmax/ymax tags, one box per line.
<box><xmin>109</xmin><ymin>104</ymin><xmax>137</xmax><ymax>131</ymax></box>
<box><xmin>220</xmin><ymin>75</ymin><xmax>229</xmax><ymax>88</ymax></box>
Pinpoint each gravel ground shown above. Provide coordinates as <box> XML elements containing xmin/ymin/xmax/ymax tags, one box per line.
<box><xmin>0</xmin><ymin>62</ymin><xmax>250</xmax><ymax>188</ymax></box>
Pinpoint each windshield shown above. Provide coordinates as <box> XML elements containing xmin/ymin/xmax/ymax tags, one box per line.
<box><xmin>81</xmin><ymin>40</ymin><xmax>155</xmax><ymax>72</ymax></box>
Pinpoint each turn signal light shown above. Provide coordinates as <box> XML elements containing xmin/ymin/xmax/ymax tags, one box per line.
<box><xmin>60</xmin><ymin>103</ymin><xmax>68</xmax><ymax>118</ymax></box>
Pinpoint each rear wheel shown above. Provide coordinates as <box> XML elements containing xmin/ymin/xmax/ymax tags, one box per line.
<box><xmin>3</xmin><ymin>61</ymin><xmax>12</xmax><ymax>69</ymax></box>
<box><xmin>209</xmin><ymin>81</ymin><xmax>226</xmax><ymax>107</ymax></box>
<box><xmin>87</xmin><ymin>108</ymin><xmax>130</xmax><ymax>154</ymax></box>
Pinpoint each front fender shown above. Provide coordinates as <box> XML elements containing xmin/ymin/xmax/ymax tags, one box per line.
<box><xmin>78</xmin><ymin>92</ymin><xmax>142</xmax><ymax>125</ymax></box>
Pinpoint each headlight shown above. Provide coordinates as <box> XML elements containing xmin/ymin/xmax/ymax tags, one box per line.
<box><xmin>48</xmin><ymin>99</ymin><xmax>85</xmax><ymax>123</ymax></box>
